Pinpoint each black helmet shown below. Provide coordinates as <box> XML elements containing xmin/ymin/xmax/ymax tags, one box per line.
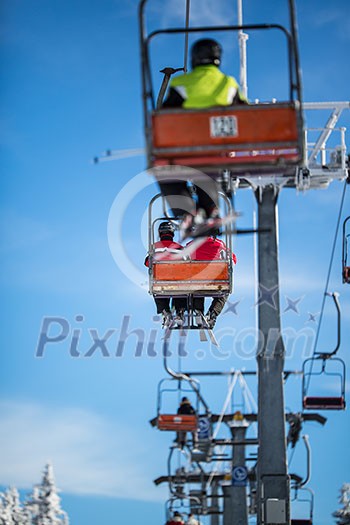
<box><xmin>212</xmin><ymin>228</ymin><xmax>221</xmax><ymax>238</ymax></box>
<box><xmin>191</xmin><ymin>38</ymin><xmax>222</xmax><ymax>69</ymax></box>
<box><xmin>158</xmin><ymin>221</ymin><xmax>175</xmax><ymax>237</ymax></box>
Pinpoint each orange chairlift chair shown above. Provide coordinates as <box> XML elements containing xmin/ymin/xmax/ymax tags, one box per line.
<box><xmin>302</xmin><ymin>293</ymin><xmax>346</xmax><ymax>411</ymax></box>
<box><xmin>156</xmin><ymin>376</ymin><xmax>213</xmax><ymax>460</ymax></box>
<box><xmin>342</xmin><ymin>216</ymin><xmax>350</xmax><ymax>284</ymax></box>
<box><xmin>139</xmin><ymin>0</ymin><xmax>305</xmax><ymax>185</ymax></box>
<box><xmin>156</xmin><ymin>378</ymin><xmax>200</xmax><ymax>433</ymax></box>
<box><xmin>156</xmin><ymin>379</ymin><xmax>214</xmax><ymax>464</ymax></box>
<box><xmin>148</xmin><ymin>193</ymin><xmax>234</xmax><ymax>324</ymax></box>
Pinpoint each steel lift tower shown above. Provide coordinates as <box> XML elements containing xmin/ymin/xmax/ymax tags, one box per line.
<box><xmin>256</xmin><ymin>187</ymin><xmax>289</xmax><ymax>523</ymax></box>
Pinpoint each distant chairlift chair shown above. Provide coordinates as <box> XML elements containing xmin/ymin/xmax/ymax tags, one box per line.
<box><xmin>291</xmin><ymin>486</ymin><xmax>314</xmax><ymax>525</ymax></box>
<box><xmin>156</xmin><ymin>378</ymin><xmax>199</xmax><ymax>433</ymax></box>
<box><xmin>302</xmin><ymin>293</ymin><xmax>346</xmax><ymax>410</ymax></box>
<box><xmin>302</xmin><ymin>355</ymin><xmax>346</xmax><ymax>410</ymax></box>
<box><xmin>156</xmin><ymin>377</ymin><xmax>213</xmax><ymax>461</ymax></box>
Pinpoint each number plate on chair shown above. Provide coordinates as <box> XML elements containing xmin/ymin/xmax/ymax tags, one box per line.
<box><xmin>210</xmin><ymin>116</ymin><xmax>238</xmax><ymax>138</ymax></box>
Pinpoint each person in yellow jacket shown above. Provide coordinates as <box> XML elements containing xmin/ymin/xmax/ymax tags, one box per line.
<box><xmin>163</xmin><ymin>39</ymin><xmax>246</xmax><ymax>109</ymax></box>
<box><xmin>159</xmin><ymin>39</ymin><xmax>247</xmax><ymax>238</ymax></box>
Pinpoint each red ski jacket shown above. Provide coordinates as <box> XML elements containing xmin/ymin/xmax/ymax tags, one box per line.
<box><xmin>186</xmin><ymin>237</ymin><xmax>237</xmax><ymax>264</ymax></box>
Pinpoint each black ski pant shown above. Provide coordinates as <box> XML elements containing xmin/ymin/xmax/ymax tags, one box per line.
<box><xmin>190</xmin><ymin>295</ymin><xmax>228</xmax><ymax>315</ymax></box>
<box><xmin>157</xmin><ymin>179</ymin><xmax>218</xmax><ymax>218</ymax></box>
<box><xmin>154</xmin><ymin>297</ymin><xmax>187</xmax><ymax>314</ymax></box>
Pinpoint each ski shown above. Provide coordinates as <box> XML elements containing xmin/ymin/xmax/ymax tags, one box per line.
<box><xmin>181</xmin><ymin>212</ymin><xmax>238</xmax><ymax>241</ymax></box>
<box><xmin>207</xmin><ymin>329</ymin><xmax>219</xmax><ymax>347</ymax></box>
<box><xmin>199</xmin><ymin>329</ymin><xmax>208</xmax><ymax>342</ymax></box>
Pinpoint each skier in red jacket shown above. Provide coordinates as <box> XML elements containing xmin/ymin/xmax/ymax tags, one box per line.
<box><xmin>145</xmin><ymin>222</ymin><xmax>186</xmax><ymax>326</ymax></box>
<box><xmin>186</xmin><ymin>233</ymin><xmax>237</xmax><ymax>328</ymax></box>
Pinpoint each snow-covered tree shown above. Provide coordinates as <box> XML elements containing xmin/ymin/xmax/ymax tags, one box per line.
<box><xmin>0</xmin><ymin>487</ymin><xmax>26</xmax><ymax>525</ymax></box>
<box><xmin>0</xmin><ymin>464</ymin><xmax>68</xmax><ymax>525</ymax></box>
<box><xmin>0</xmin><ymin>490</ymin><xmax>13</xmax><ymax>525</ymax></box>
<box><xmin>8</xmin><ymin>488</ymin><xmax>25</xmax><ymax>525</ymax></box>
<box><xmin>25</xmin><ymin>464</ymin><xmax>68</xmax><ymax>525</ymax></box>
<box><xmin>333</xmin><ymin>483</ymin><xmax>350</xmax><ymax>524</ymax></box>
<box><xmin>24</xmin><ymin>486</ymin><xmax>41</xmax><ymax>525</ymax></box>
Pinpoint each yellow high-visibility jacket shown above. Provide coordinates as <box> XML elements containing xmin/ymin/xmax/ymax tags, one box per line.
<box><xmin>168</xmin><ymin>64</ymin><xmax>247</xmax><ymax>108</ymax></box>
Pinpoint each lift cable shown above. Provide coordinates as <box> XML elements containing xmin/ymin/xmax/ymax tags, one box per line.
<box><xmin>311</xmin><ymin>181</ymin><xmax>348</xmax><ymax>359</ymax></box>
<box><xmin>206</xmin><ymin>372</ymin><xmax>240</xmax><ymax>489</ymax></box>
<box><xmin>213</xmin><ymin>372</ymin><xmax>240</xmax><ymax>441</ymax></box>
<box><xmin>238</xmin><ymin>372</ymin><xmax>258</xmax><ymax>414</ymax></box>
<box><xmin>206</xmin><ymin>372</ymin><xmax>258</xmax><ymax>491</ymax></box>
<box><xmin>288</xmin><ymin>445</ymin><xmax>296</xmax><ymax>469</ymax></box>
<box><xmin>183</xmin><ymin>0</ymin><xmax>191</xmax><ymax>73</ymax></box>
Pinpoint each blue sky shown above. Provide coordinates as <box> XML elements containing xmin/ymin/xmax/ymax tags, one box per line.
<box><xmin>1</xmin><ymin>0</ymin><xmax>349</xmax><ymax>524</ymax></box>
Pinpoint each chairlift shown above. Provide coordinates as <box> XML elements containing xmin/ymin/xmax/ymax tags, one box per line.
<box><xmin>291</xmin><ymin>486</ymin><xmax>314</xmax><ymax>525</ymax></box>
<box><xmin>166</xmin><ymin>495</ymin><xmax>203</xmax><ymax>524</ymax></box>
<box><xmin>166</xmin><ymin>450</ymin><xmax>209</xmax><ymax>511</ymax></box>
<box><xmin>302</xmin><ymin>356</ymin><xmax>346</xmax><ymax>410</ymax></box>
<box><xmin>157</xmin><ymin>377</ymin><xmax>200</xmax><ymax>432</ymax></box>
<box><xmin>189</xmin><ymin>489</ymin><xmax>207</xmax><ymax>515</ymax></box>
<box><xmin>342</xmin><ymin>216</ymin><xmax>350</xmax><ymax>283</ymax></box>
<box><xmin>167</xmin><ymin>451</ymin><xmax>191</xmax><ymax>497</ymax></box>
<box><xmin>139</xmin><ymin>0</ymin><xmax>304</xmax><ymax>184</ymax></box>
<box><xmin>156</xmin><ymin>377</ymin><xmax>214</xmax><ymax>461</ymax></box>
<box><xmin>164</xmin><ymin>450</ymin><xmax>209</xmax><ymax>515</ymax></box>
<box><xmin>148</xmin><ymin>193</ymin><xmax>234</xmax><ymax>322</ymax></box>
<box><xmin>302</xmin><ymin>293</ymin><xmax>346</xmax><ymax>410</ymax></box>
